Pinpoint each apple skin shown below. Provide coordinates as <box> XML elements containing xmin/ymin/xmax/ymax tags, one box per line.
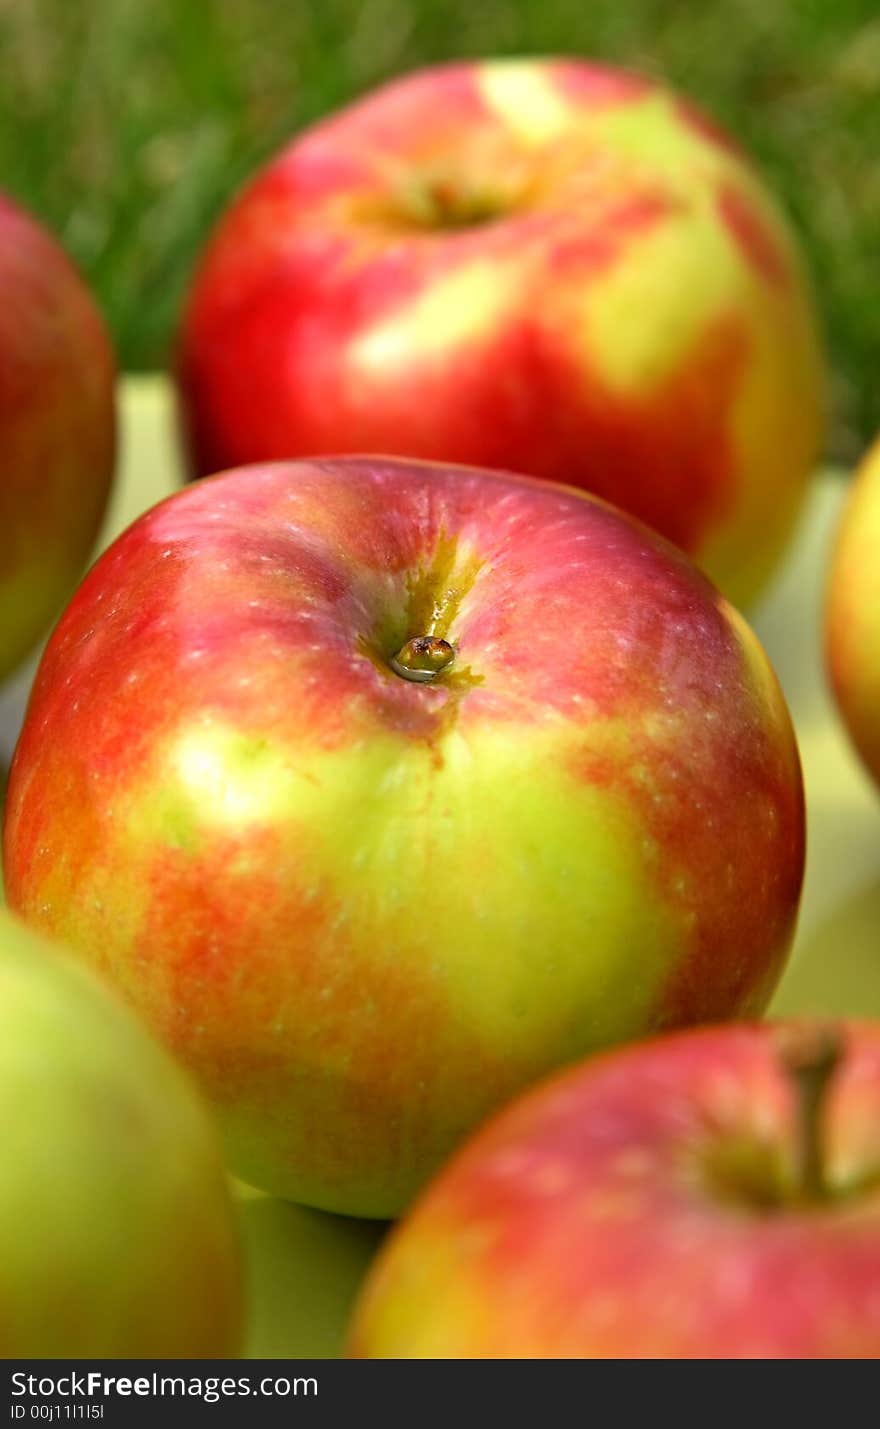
<box><xmin>0</xmin><ymin>910</ymin><xmax>242</xmax><ymax>1357</ymax></box>
<box><xmin>176</xmin><ymin>58</ymin><xmax>825</xmax><ymax>608</ymax></box>
<box><xmin>3</xmin><ymin>455</ymin><xmax>804</xmax><ymax>1218</ymax></box>
<box><xmin>0</xmin><ymin>194</ymin><xmax>115</xmax><ymax>679</ymax></box>
<box><xmin>826</xmin><ymin>437</ymin><xmax>880</xmax><ymax>789</ymax></box>
<box><xmin>348</xmin><ymin>1020</ymin><xmax>880</xmax><ymax>1359</ymax></box>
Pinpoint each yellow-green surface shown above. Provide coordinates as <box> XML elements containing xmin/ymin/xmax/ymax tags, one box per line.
<box><xmin>4</xmin><ymin>375</ymin><xmax>878</xmax><ymax>1358</ymax></box>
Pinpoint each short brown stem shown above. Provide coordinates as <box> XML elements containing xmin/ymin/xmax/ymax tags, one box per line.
<box><xmin>776</xmin><ymin>1023</ymin><xmax>844</xmax><ymax>1204</ymax></box>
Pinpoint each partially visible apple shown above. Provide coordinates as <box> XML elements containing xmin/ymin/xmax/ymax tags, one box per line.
<box><xmin>0</xmin><ymin>194</ymin><xmax>115</xmax><ymax>680</ymax></box>
<box><xmin>0</xmin><ymin>910</ymin><xmax>242</xmax><ymax>1357</ymax></box>
<box><xmin>177</xmin><ymin>57</ymin><xmax>825</xmax><ymax>608</ymax></box>
<box><xmin>348</xmin><ymin>1021</ymin><xmax>880</xmax><ymax>1358</ymax></box>
<box><xmin>826</xmin><ymin>437</ymin><xmax>880</xmax><ymax>789</ymax></box>
<box><xmin>4</xmin><ymin>455</ymin><xmax>804</xmax><ymax>1219</ymax></box>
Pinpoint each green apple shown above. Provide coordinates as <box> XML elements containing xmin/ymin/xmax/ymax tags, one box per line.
<box><xmin>0</xmin><ymin>911</ymin><xmax>242</xmax><ymax>1357</ymax></box>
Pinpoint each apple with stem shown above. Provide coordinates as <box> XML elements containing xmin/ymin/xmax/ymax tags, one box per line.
<box><xmin>348</xmin><ymin>1020</ymin><xmax>880</xmax><ymax>1358</ymax></box>
<box><xmin>826</xmin><ymin>435</ymin><xmax>880</xmax><ymax>790</ymax></box>
<box><xmin>0</xmin><ymin>910</ymin><xmax>242</xmax><ymax>1357</ymax></box>
<box><xmin>176</xmin><ymin>58</ymin><xmax>825</xmax><ymax>608</ymax></box>
<box><xmin>4</xmin><ymin>455</ymin><xmax>804</xmax><ymax>1218</ymax></box>
<box><xmin>0</xmin><ymin>194</ymin><xmax>115</xmax><ymax>680</ymax></box>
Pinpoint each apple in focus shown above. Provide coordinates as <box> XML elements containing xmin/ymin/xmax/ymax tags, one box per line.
<box><xmin>177</xmin><ymin>58</ymin><xmax>825</xmax><ymax>608</ymax></box>
<box><xmin>4</xmin><ymin>456</ymin><xmax>804</xmax><ymax>1218</ymax></box>
<box><xmin>348</xmin><ymin>1020</ymin><xmax>880</xmax><ymax>1358</ymax></box>
<box><xmin>826</xmin><ymin>436</ymin><xmax>880</xmax><ymax>790</ymax></box>
<box><xmin>0</xmin><ymin>194</ymin><xmax>115</xmax><ymax>680</ymax></box>
<box><xmin>0</xmin><ymin>910</ymin><xmax>242</xmax><ymax>1357</ymax></box>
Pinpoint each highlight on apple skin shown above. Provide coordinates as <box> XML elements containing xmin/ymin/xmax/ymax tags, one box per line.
<box><xmin>826</xmin><ymin>435</ymin><xmax>880</xmax><ymax>790</ymax></box>
<box><xmin>347</xmin><ymin>1020</ymin><xmax>880</xmax><ymax>1359</ymax></box>
<box><xmin>0</xmin><ymin>911</ymin><xmax>242</xmax><ymax>1358</ymax></box>
<box><xmin>3</xmin><ymin>455</ymin><xmax>805</xmax><ymax>1219</ymax></box>
<box><xmin>0</xmin><ymin>193</ymin><xmax>115</xmax><ymax>680</ymax></box>
<box><xmin>176</xmin><ymin>57</ymin><xmax>826</xmax><ymax>609</ymax></box>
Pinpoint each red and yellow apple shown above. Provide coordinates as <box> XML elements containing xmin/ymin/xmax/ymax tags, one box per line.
<box><xmin>348</xmin><ymin>1020</ymin><xmax>880</xmax><ymax>1358</ymax></box>
<box><xmin>826</xmin><ymin>437</ymin><xmax>880</xmax><ymax>789</ymax></box>
<box><xmin>0</xmin><ymin>910</ymin><xmax>241</xmax><ymax>1357</ymax></box>
<box><xmin>177</xmin><ymin>58</ymin><xmax>825</xmax><ymax>608</ymax></box>
<box><xmin>0</xmin><ymin>194</ymin><xmax>115</xmax><ymax>679</ymax></box>
<box><xmin>4</xmin><ymin>455</ymin><xmax>804</xmax><ymax>1218</ymax></box>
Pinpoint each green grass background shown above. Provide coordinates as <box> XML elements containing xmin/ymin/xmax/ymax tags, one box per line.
<box><xmin>0</xmin><ymin>0</ymin><xmax>876</xmax><ymax>459</ymax></box>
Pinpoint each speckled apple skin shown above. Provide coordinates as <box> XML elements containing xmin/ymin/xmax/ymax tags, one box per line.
<box><xmin>4</xmin><ymin>456</ymin><xmax>804</xmax><ymax>1217</ymax></box>
<box><xmin>177</xmin><ymin>59</ymin><xmax>825</xmax><ymax>608</ymax></box>
<box><xmin>826</xmin><ymin>437</ymin><xmax>880</xmax><ymax>789</ymax></box>
<box><xmin>0</xmin><ymin>911</ymin><xmax>242</xmax><ymax>1358</ymax></box>
<box><xmin>348</xmin><ymin>1021</ymin><xmax>880</xmax><ymax>1359</ymax></box>
<box><xmin>0</xmin><ymin>195</ymin><xmax>115</xmax><ymax>678</ymax></box>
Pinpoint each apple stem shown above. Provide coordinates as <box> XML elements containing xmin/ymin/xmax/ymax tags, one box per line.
<box><xmin>777</xmin><ymin>1024</ymin><xmax>843</xmax><ymax>1204</ymax></box>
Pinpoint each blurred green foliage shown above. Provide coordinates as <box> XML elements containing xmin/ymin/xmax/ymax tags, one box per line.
<box><xmin>0</xmin><ymin>0</ymin><xmax>876</xmax><ymax>458</ymax></box>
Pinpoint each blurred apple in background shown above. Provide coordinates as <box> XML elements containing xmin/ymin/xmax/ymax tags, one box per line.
<box><xmin>177</xmin><ymin>58</ymin><xmax>825</xmax><ymax>608</ymax></box>
<box><xmin>4</xmin><ymin>455</ymin><xmax>804</xmax><ymax>1218</ymax></box>
<box><xmin>0</xmin><ymin>195</ymin><xmax>115</xmax><ymax>681</ymax></box>
<box><xmin>826</xmin><ymin>436</ymin><xmax>880</xmax><ymax>790</ymax></box>
<box><xmin>0</xmin><ymin>911</ymin><xmax>242</xmax><ymax>1357</ymax></box>
<box><xmin>348</xmin><ymin>1020</ymin><xmax>880</xmax><ymax>1358</ymax></box>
